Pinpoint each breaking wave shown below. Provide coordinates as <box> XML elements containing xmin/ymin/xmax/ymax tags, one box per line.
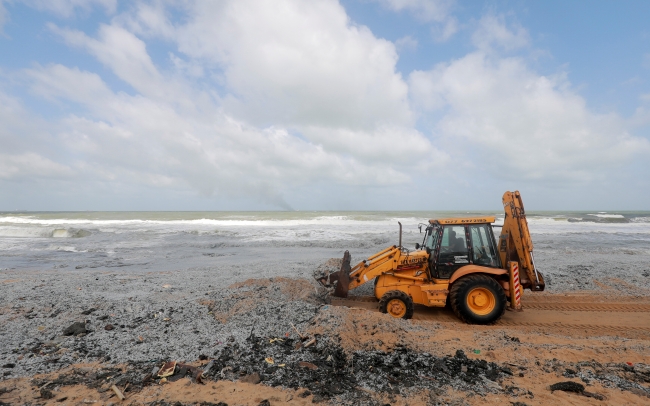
<box><xmin>0</xmin><ymin>227</ymin><xmax>91</xmax><ymax>238</ymax></box>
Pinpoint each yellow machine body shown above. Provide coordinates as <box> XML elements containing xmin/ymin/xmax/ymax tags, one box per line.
<box><xmin>318</xmin><ymin>191</ymin><xmax>544</xmax><ymax>323</ymax></box>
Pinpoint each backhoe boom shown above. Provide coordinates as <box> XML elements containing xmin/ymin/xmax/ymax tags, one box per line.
<box><xmin>499</xmin><ymin>191</ymin><xmax>545</xmax><ymax>291</ymax></box>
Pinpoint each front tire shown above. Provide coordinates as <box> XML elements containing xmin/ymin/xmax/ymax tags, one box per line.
<box><xmin>379</xmin><ymin>290</ymin><xmax>414</xmax><ymax>319</ymax></box>
<box><xmin>449</xmin><ymin>274</ymin><xmax>507</xmax><ymax>324</ymax></box>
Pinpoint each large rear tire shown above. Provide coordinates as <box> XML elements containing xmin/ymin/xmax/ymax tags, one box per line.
<box><xmin>379</xmin><ymin>290</ymin><xmax>414</xmax><ymax>320</ymax></box>
<box><xmin>449</xmin><ymin>274</ymin><xmax>507</xmax><ymax>324</ymax></box>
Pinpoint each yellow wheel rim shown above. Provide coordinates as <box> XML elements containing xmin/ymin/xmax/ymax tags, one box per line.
<box><xmin>466</xmin><ymin>287</ymin><xmax>496</xmax><ymax>316</ymax></box>
<box><xmin>387</xmin><ymin>298</ymin><xmax>407</xmax><ymax>318</ymax></box>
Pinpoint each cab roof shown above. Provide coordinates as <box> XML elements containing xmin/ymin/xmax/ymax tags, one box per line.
<box><xmin>429</xmin><ymin>216</ymin><xmax>496</xmax><ymax>225</ymax></box>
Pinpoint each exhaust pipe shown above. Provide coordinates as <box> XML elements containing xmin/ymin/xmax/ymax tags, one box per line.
<box><xmin>398</xmin><ymin>221</ymin><xmax>402</xmax><ymax>248</ymax></box>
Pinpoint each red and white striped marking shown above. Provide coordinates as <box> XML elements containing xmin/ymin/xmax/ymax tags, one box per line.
<box><xmin>512</xmin><ymin>263</ymin><xmax>521</xmax><ymax>307</ymax></box>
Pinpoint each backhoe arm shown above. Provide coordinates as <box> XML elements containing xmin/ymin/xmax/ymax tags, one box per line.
<box><xmin>348</xmin><ymin>245</ymin><xmax>409</xmax><ymax>290</ymax></box>
<box><xmin>499</xmin><ymin>191</ymin><xmax>545</xmax><ymax>291</ymax></box>
<box><xmin>319</xmin><ymin>244</ymin><xmax>426</xmax><ymax>298</ymax></box>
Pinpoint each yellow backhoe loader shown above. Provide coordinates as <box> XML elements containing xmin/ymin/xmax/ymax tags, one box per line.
<box><xmin>317</xmin><ymin>191</ymin><xmax>545</xmax><ymax>324</ymax></box>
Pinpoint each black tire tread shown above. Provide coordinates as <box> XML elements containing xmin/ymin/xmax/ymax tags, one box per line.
<box><xmin>449</xmin><ymin>274</ymin><xmax>507</xmax><ymax>324</ymax></box>
<box><xmin>378</xmin><ymin>290</ymin><xmax>414</xmax><ymax>320</ymax></box>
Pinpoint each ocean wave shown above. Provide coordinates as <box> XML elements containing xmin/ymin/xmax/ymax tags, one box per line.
<box><xmin>568</xmin><ymin>216</ymin><xmax>630</xmax><ymax>224</ymax></box>
<box><xmin>0</xmin><ymin>216</ymin><xmax>428</xmax><ymax>232</ymax></box>
<box><xmin>630</xmin><ymin>217</ymin><xmax>650</xmax><ymax>223</ymax></box>
<box><xmin>0</xmin><ymin>227</ymin><xmax>91</xmax><ymax>238</ymax></box>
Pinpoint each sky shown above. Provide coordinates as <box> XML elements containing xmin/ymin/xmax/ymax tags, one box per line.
<box><xmin>0</xmin><ymin>0</ymin><xmax>649</xmax><ymax>211</ymax></box>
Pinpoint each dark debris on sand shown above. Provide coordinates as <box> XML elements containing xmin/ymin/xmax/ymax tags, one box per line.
<box><xmin>202</xmin><ymin>331</ymin><xmax>509</xmax><ymax>404</ymax></box>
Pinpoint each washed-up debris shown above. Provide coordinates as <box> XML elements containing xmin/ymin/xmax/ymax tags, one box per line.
<box><xmin>298</xmin><ymin>362</ymin><xmax>318</xmax><ymax>370</ymax></box>
<box><xmin>157</xmin><ymin>361</ymin><xmax>177</xmax><ymax>378</ymax></box>
<box><xmin>39</xmin><ymin>388</ymin><xmax>54</xmax><ymax>399</ymax></box>
<box><xmin>63</xmin><ymin>321</ymin><xmax>88</xmax><ymax>336</ymax></box>
<box><xmin>291</xmin><ymin>323</ymin><xmax>305</xmax><ymax>339</ymax></box>
<box><xmin>550</xmin><ymin>381</ymin><xmax>604</xmax><ymax>400</ymax></box>
<box><xmin>154</xmin><ymin>361</ymin><xmax>205</xmax><ymax>383</ymax></box>
<box><xmin>303</xmin><ymin>337</ymin><xmax>316</xmax><ymax>348</ymax></box>
<box><xmin>111</xmin><ymin>384</ymin><xmax>125</xmax><ymax>401</ymax></box>
<box><xmin>203</xmin><ymin>331</ymin><xmax>508</xmax><ymax>402</ymax></box>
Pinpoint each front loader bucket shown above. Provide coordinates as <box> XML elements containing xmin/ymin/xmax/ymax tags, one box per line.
<box><xmin>317</xmin><ymin>251</ymin><xmax>352</xmax><ymax>298</ymax></box>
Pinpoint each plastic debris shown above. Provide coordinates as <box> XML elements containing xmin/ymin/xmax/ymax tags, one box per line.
<box><xmin>298</xmin><ymin>361</ymin><xmax>318</xmax><ymax>370</ymax></box>
<box><xmin>110</xmin><ymin>384</ymin><xmax>125</xmax><ymax>401</ymax></box>
<box><xmin>265</xmin><ymin>357</ymin><xmax>274</xmax><ymax>364</ymax></box>
<box><xmin>291</xmin><ymin>323</ymin><xmax>305</xmax><ymax>339</ymax></box>
<box><xmin>63</xmin><ymin>321</ymin><xmax>87</xmax><ymax>336</ymax></box>
<box><xmin>157</xmin><ymin>361</ymin><xmax>177</xmax><ymax>378</ymax></box>
<box><xmin>473</xmin><ymin>349</ymin><xmax>481</xmax><ymax>354</ymax></box>
<box><xmin>304</xmin><ymin>337</ymin><xmax>317</xmax><ymax>348</ymax></box>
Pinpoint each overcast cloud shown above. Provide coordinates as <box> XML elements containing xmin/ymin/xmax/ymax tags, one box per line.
<box><xmin>0</xmin><ymin>0</ymin><xmax>649</xmax><ymax>210</ymax></box>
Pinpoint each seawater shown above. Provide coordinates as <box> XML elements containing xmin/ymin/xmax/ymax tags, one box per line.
<box><xmin>1</xmin><ymin>211</ymin><xmax>649</xmax><ymax>291</ymax></box>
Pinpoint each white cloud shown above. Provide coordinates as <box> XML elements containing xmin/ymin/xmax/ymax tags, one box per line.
<box><xmin>20</xmin><ymin>0</ymin><xmax>116</xmax><ymax>17</ymax></box>
<box><xmin>372</xmin><ymin>0</ymin><xmax>453</xmax><ymax>22</ymax></box>
<box><xmin>371</xmin><ymin>0</ymin><xmax>458</xmax><ymax>41</ymax></box>
<box><xmin>0</xmin><ymin>152</ymin><xmax>73</xmax><ymax>179</ymax></box>
<box><xmin>164</xmin><ymin>0</ymin><xmax>414</xmax><ymax>130</ymax></box>
<box><xmin>48</xmin><ymin>23</ymin><xmax>171</xmax><ymax>101</ymax></box>
<box><xmin>409</xmin><ymin>52</ymin><xmax>650</xmax><ymax>181</ymax></box>
<box><xmin>33</xmin><ymin>1</ymin><xmax>446</xmax><ymax>206</ymax></box>
<box><xmin>395</xmin><ymin>35</ymin><xmax>418</xmax><ymax>52</ymax></box>
<box><xmin>431</xmin><ymin>17</ymin><xmax>458</xmax><ymax>42</ymax></box>
<box><xmin>2</xmin><ymin>1</ymin><xmax>648</xmax><ymax>209</ymax></box>
<box><xmin>0</xmin><ymin>89</ymin><xmax>75</xmax><ymax>180</ymax></box>
<box><xmin>18</xmin><ymin>61</ymin><xmax>432</xmax><ymax>208</ymax></box>
<box><xmin>471</xmin><ymin>13</ymin><xmax>529</xmax><ymax>52</ymax></box>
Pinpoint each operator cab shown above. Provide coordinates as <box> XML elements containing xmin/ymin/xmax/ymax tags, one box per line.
<box><xmin>419</xmin><ymin>217</ymin><xmax>501</xmax><ymax>279</ymax></box>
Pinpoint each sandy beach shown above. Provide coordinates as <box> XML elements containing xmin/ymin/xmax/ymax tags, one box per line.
<box><xmin>1</xmin><ymin>255</ymin><xmax>650</xmax><ymax>405</ymax></box>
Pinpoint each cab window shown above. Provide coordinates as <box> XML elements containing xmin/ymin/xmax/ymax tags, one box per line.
<box><xmin>424</xmin><ymin>226</ymin><xmax>440</xmax><ymax>250</ymax></box>
<box><xmin>441</xmin><ymin>226</ymin><xmax>467</xmax><ymax>254</ymax></box>
<box><xmin>436</xmin><ymin>225</ymin><xmax>469</xmax><ymax>278</ymax></box>
<box><xmin>469</xmin><ymin>224</ymin><xmax>499</xmax><ymax>267</ymax></box>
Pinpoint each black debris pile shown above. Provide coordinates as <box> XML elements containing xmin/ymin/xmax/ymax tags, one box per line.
<box><xmin>550</xmin><ymin>381</ymin><xmax>605</xmax><ymax>400</ymax></box>
<box><xmin>202</xmin><ymin>332</ymin><xmax>508</xmax><ymax>403</ymax></box>
<box><xmin>32</xmin><ymin>361</ymin><xmax>158</xmax><ymax>392</ymax></box>
<box><xmin>542</xmin><ymin>359</ymin><xmax>650</xmax><ymax>399</ymax></box>
<box><xmin>147</xmin><ymin>402</ymin><xmax>229</xmax><ymax>406</ymax></box>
